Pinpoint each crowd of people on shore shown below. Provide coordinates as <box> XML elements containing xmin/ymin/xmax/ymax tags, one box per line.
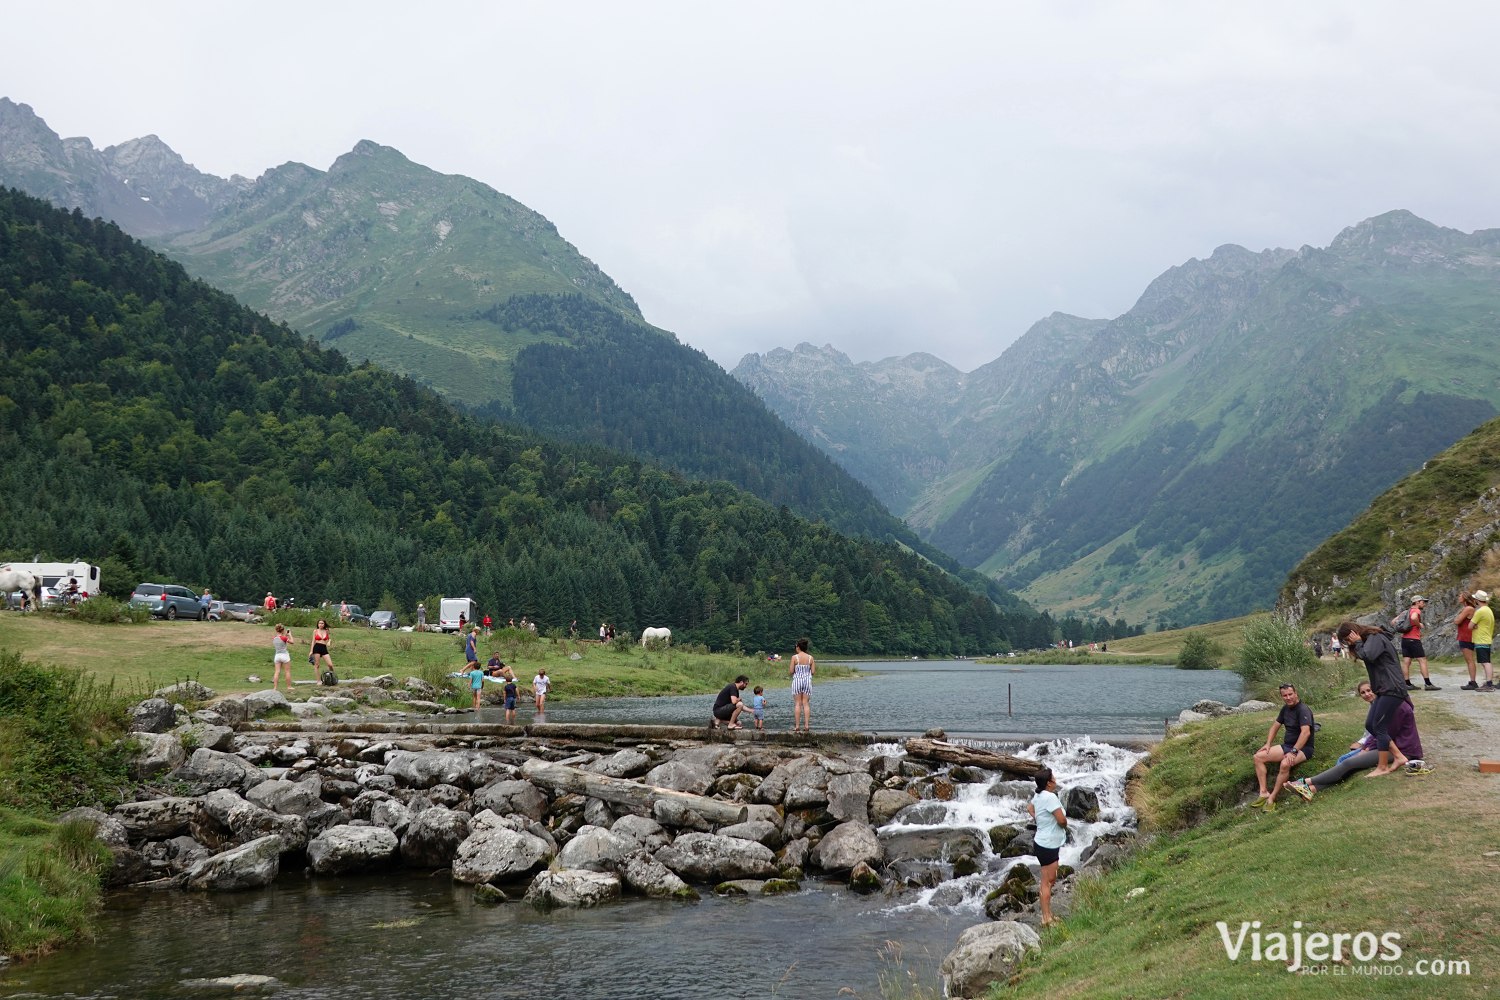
<box><xmin>1251</xmin><ymin>588</ymin><xmax>1493</xmax><ymax>812</ymax></box>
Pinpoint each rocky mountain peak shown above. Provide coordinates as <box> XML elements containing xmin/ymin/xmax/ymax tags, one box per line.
<box><xmin>1328</xmin><ymin>209</ymin><xmax>1458</xmax><ymax>258</ymax></box>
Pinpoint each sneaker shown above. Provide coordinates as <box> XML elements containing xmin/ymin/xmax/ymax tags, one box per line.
<box><xmin>1263</xmin><ymin>799</ymin><xmax>1278</xmax><ymax>813</ymax></box>
<box><xmin>1289</xmin><ymin>779</ymin><xmax>1315</xmax><ymax>802</ymax></box>
<box><xmin>1249</xmin><ymin>797</ymin><xmax>1266</xmax><ymax>809</ymax></box>
<box><xmin>1481</xmin><ymin>682</ymin><xmax>1497</xmax><ymax>692</ymax></box>
<box><xmin>1405</xmin><ymin>762</ymin><xmax>1433</xmax><ymax>775</ymax></box>
<box><xmin>1424</xmin><ymin>681</ymin><xmax>1441</xmax><ymax>691</ymax></box>
<box><xmin>1461</xmin><ymin>681</ymin><xmax>1480</xmax><ymax>690</ymax></box>
<box><xmin>1405</xmin><ymin>680</ymin><xmax>1420</xmax><ymax>689</ymax></box>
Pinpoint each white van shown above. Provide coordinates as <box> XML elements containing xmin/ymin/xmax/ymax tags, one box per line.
<box><xmin>3</xmin><ymin>560</ymin><xmax>102</xmax><ymax>605</ymax></box>
<box><xmin>438</xmin><ymin>597</ymin><xmax>477</xmax><ymax>633</ymax></box>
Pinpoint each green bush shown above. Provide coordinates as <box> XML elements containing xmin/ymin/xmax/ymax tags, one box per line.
<box><xmin>70</xmin><ymin>598</ymin><xmax>150</xmax><ymax>625</ymax></box>
<box><xmin>1176</xmin><ymin>632</ymin><xmax>1223</xmax><ymax>670</ymax></box>
<box><xmin>1234</xmin><ymin>612</ymin><xmax>1353</xmax><ymax>703</ymax></box>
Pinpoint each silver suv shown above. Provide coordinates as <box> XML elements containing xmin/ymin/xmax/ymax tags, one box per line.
<box><xmin>129</xmin><ymin>583</ymin><xmax>206</xmax><ymax>620</ymax></box>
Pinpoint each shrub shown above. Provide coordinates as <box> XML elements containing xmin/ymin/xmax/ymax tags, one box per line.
<box><xmin>1233</xmin><ymin>612</ymin><xmax>1353</xmax><ymax>703</ymax></box>
<box><xmin>71</xmin><ymin>598</ymin><xmax>149</xmax><ymax>625</ymax></box>
<box><xmin>610</xmin><ymin>633</ymin><xmax>636</xmax><ymax>653</ymax></box>
<box><xmin>1176</xmin><ymin>632</ymin><xmax>1223</xmax><ymax>670</ymax></box>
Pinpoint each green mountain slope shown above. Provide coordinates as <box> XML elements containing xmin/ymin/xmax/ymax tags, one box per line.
<box><xmin>736</xmin><ymin>212</ymin><xmax>1500</xmax><ymax>627</ymax></box>
<box><xmin>0</xmin><ymin>186</ymin><xmax>1041</xmax><ymax>655</ymax></box>
<box><xmin>1279</xmin><ymin>413</ymin><xmax>1500</xmax><ymax>640</ymax></box>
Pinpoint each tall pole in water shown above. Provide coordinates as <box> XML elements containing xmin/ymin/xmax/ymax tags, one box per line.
<box><xmin>1008</xmin><ymin>683</ymin><xmax>1012</xmax><ymax>717</ymax></box>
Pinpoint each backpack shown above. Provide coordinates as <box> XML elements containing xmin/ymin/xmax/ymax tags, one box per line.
<box><xmin>1390</xmin><ymin>608</ymin><xmax>1412</xmax><ymax>634</ymax></box>
<box><xmin>320</xmin><ymin>668</ymin><xmax>338</xmax><ymax>687</ymax></box>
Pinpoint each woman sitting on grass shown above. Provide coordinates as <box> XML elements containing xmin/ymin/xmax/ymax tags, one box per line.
<box><xmin>1333</xmin><ymin>621</ymin><xmax>1414</xmax><ymax>778</ymax></box>
<box><xmin>1289</xmin><ymin>681</ymin><xmax>1424</xmax><ymax>800</ymax></box>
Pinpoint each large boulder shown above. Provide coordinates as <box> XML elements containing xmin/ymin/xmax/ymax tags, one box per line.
<box><xmin>524</xmin><ymin>869</ymin><xmax>622</xmax><ymax>908</ymax></box>
<box><xmin>384</xmin><ymin>750</ymin><xmax>471</xmax><ymax>789</ymax></box>
<box><xmin>812</xmin><ymin>822</ymin><xmax>883</xmax><ymax>872</ymax></box>
<box><xmin>369</xmin><ymin>797</ymin><xmax>414</xmax><ymax>837</ymax></box>
<box><xmin>177</xmin><ymin>723</ymin><xmax>235</xmax><ymax>752</ymax></box>
<box><xmin>451</xmin><ymin>811</ymin><xmax>554</xmax><ymax>885</ymax></box>
<box><xmin>247</xmin><ymin>778</ymin><xmax>324</xmax><ymax>817</ymax></box>
<box><xmin>184</xmin><ymin>835</ymin><xmax>283</xmax><ymax>892</ymax></box>
<box><xmin>556</xmin><ymin>825</ymin><xmax>631</xmax><ymax>872</ymax></box>
<box><xmin>130</xmin><ymin>698</ymin><xmax>176</xmax><ymax>733</ymax></box>
<box><xmin>155</xmin><ymin>680</ymin><xmax>215</xmax><ymax>702</ymax></box>
<box><xmin>940</xmin><ymin>922</ymin><xmax>1042</xmax><ymax>1000</ymax></box>
<box><xmin>57</xmin><ymin>806</ymin><xmax>130</xmax><ymax>848</ymax></box>
<box><xmin>643</xmin><ymin>759</ymin><xmax>713</xmax><ymax>796</ymax></box>
<box><xmin>878</xmin><ymin>826</ymin><xmax>986</xmax><ymax>863</ymax></box>
<box><xmin>196</xmin><ymin>788</ymin><xmax>308</xmax><ymax>852</ymax></box>
<box><xmin>174</xmin><ymin>748</ymin><xmax>268</xmax><ymax>795</ymax></box>
<box><xmin>754</xmin><ymin>757</ymin><xmax>820</xmax><ymax>805</ymax></box>
<box><xmin>307</xmin><ymin>825</ymin><xmax>399</xmax><ymax>874</ymax></box>
<box><xmin>208</xmin><ymin>698</ymin><xmax>250</xmax><ymax>725</ymax></box>
<box><xmin>654</xmin><ymin>832</ymin><xmax>776</xmax><ymax>882</ymax></box>
<box><xmin>400</xmin><ymin>806</ymin><xmax>472</xmax><ymax>867</ymax></box>
<box><xmin>114</xmin><ymin>797</ymin><xmax>200</xmax><ymax>839</ymax></box>
<box><xmin>618</xmin><ymin>848</ymin><xmax>698</xmax><ymax>899</ymax></box>
<box><xmin>869</xmin><ymin>788</ymin><xmax>917</xmax><ymax>826</ymax></box>
<box><xmin>783</xmin><ymin>765</ymin><xmax>831</xmax><ymax>810</ymax></box>
<box><xmin>585</xmin><ymin>749</ymin><xmax>654</xmax><ymax>779</ymax></box>
<box><xmin>610</xmin><ymin>815</ymin><xmax>670</xmax><ymax>853</ymax></box>
<box><xmin>131</xmin><ymin>732</ymin><xmax>186</xmax><ymax>780</ymax></box>
<box><xmin>472</xmin><ymin>779</ymin><xmax>548</xmax><ymax>821</ymax></box>
<box><xmin>1060</xmin><ymin>786</ymin><xmax>1100</xmax><ymax>822</ymax></box>
<box><xmin>719</xmin><ymin>819</ymin><xmax>782</xmax><ymax>850</ymax></box>
<box><xmin>826</xmin><ymin>772</ymin><xmax>874</xmax><ymax>824</ymax></box>
<box><xmin>241</xmin><ymin>689</ymin><xmax>290</xmax><ymax>718</ymax></box>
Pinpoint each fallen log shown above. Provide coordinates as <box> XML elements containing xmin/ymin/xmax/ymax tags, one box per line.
<box><xmin>520</xmin><ymin>758</ymin><xmax>749</xmax><ymax>826</ymax></box>
<box><xmin>902</xmin><ymin>738</ymin><xmax>1043</xmax><ymax>779</ymax></box>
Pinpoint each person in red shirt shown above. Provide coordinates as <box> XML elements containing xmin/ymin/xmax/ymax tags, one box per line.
<box><xmin>264</xmin><ymin>592</ymin><xmax>278</xmax><ymax>612</ymax></box>
<box><xmin>482</xmin><ymin>614</ymin><xmax>493</xmax><ymax>635</ymax></box>
<box><xmin>1400</xmin><ymin>595</ymin><xmax>1438</xmax><ymax>691</ymax></box>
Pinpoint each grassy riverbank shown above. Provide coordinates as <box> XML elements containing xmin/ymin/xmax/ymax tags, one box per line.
<box><xmin>997</xmin><ymin>697</ymin><xmax>1494</xmax><ymax>998</ymax></box>
<box><xmin>0</xmin><ymin>613</ymin><xmax>851</xmax><ymax>701</ymax></box>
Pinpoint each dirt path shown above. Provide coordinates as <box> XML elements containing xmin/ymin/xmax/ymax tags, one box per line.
<box><xmin>1413</xmin><ymin>662</ymin><xmax>1500</xmax><ymax>797</ymax></box>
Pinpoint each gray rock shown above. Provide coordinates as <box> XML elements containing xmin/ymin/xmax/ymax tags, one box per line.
<box><xmin>1191</xmin><ymin>699</ymin><xmax>1232</xmax><ymax>717</ymax></box>
<box><xmin>525</xmin><ymin>869</ymin><xmax>622</xmax><ymax>908</ymax></box>
<box><xmin>618</xmin><ymin>848</ymin><xmax>698</xmax><ymax>899</ymax></box>
<box><xmin>1060</xmin><ymin>786</ymin><xmax>1100</xmax><ymax>822</ymax></box>
<box><xmin>1232</xmin><ymin>699</ymin><xmax>1278</xmax><ymax>714</ymax></box>
<box><xmin>811</xmin><ymin>821</ymin><xmax>883</xmax><ymax>872</ymax></box>
<box><xmin>710</xmin><ymin>773</ymin><xmax>763</xmax><ymax>800</ymax></box>
<box><xmin>236</xmin><ymin>744</ymin><xmax>273</xmax><ymax>766</ymax></box>
<box><xmin>190</xmin><ymin>709</ymin><xmax>228</xmax><ymax>727</ymax></box>
<box><xmin>869</xmin><ymin>788</ymin><xmax>916</xmax><ymax>826</ymax></box>
<box><xmin>57</xmin><ymin>806</ymin><xmax>129</xmax><ymax>847</ymax></box>
<box><xmin>556</xmin><ymin>825</ymin><xmax>630</xmax><ymax>872</ymax></box>
<box><xmin>940</xmin><ymin>922</ymin><xmax>1042</xmax><ymax>999</ymax></box>
<box><xmin>368</xmin><ymin>797</ymin><xmax>413</xmax><ymax>837</ymax></box>
<box><xmin>777</xmin><ymin>837</ymin><xmax>811</xmax><ymax>871</ymax></box>
<box><xmin>720</xmin><ymin>819</ymin><xmax>782</xmax><ymax>850</ymax></box>
<box><xmin>178</xmin><ymin>723</ymin><xmax>235</xmax><ymax>752</ymax></box>
<box><xmin>1176</xmin><ymin>708</ymin><xmax>1211</xmax><ymax>726</ymax></box>
<box><xmin>610</xmin><ymin>814</ymin><xmax>670</xmax><ymax>853</ymax></box>
<box><xmin>1080</xmin><ymin>840</ymin><xmax>1132</xmax><ymax>873</ymax></box>
<box><xmin>174</xmin><ymin>748</ymin><xmax>269</xmax><ymax>795</ymax></box>
<box><xmin>385</xmin><ymin>750</ymin><xmax>471</xmax><ymax>789</ymax></box>
<box><xmin>451</xmin><ymin>811</ymin><xmax>555</xmax><ymax>884</ymax></box>
<box><xmin>878</xmin><ymin>826</ymin><xmax>986</xmax><ymax>863</ymax></box>
<box><xmin>184</xmin><ymin>835</ymin><xmax>283</xmax><ymax>891</ymax></box>
<box><xmin>155</xmin><ymin>680</ymin><xmax>215</xmax><ymax>701</ymax></box>
<box><xmin>650</xmin><ymin>797</ymin><xmax>715</xmax><ymax>832</ymax></box>
<box><xmin>987</xmin><ymin>779</ymin><xmax>1035</xmax><ymax>799</ymax></box>
<box><xmin>241</xmin><ymin>689</ymin><xmax>290</xmax><ymax>717</ymax></box>
<box><xmin>425</xmin><ymin>784</ymin><xmax>466</xmax><ymax>809</ymax></box>
<box><xmin>303</xmin><ymin>801</ymin><xmax>348</xmax><ymax>838</ymax></box>
<box><xmin>131</xmin><ymin>731</ymin><xmax>186</xmax><ymax>780</ymax></box>
<box><xmin>113</xmin><ymin>796</ymin><xmax>200</xmax><ymax>838</ymax></box>
<box><xmin>307</xmin><ymin>825</ymin><xmax>399</xmax><ymax>874</ymax></box>
<box><xmin>582</xmin><ymin>797</ymin><xmax>614</xmax><ymax>828</ymax></box>
<box><xmin>754</xmin><ymin>756</ymin><xmax>820</xmax><ymax>805</ymax></box>
<box><xmin>197</xmin><ymin>789</ymin><xmax>308</xmax><ymax>853</ymax></box>
<box><xmin>403</xmin><ymin>677</ymin><xmax>438</xmax><ymax>698</ymax></box>
<box><xmin>655</xmin><ymin>832</ymin><xmax>777</xmax><ymax>882</ymax></box>
<box><xmin>247</xmin><ymin>778</ymin><xmax>323</xmax><ymax>817</ymax></box>
<box><xmin>783</xmin><ymin>765</ymin><xmax>831</xmax><ymax>810</ymax></box>
<box><xmin>130</xmin><ymin>698</ymin><xmax>176</xmax><ymax>733</ymax></box>
<box><xmin>400</xmin><ymin>806</ymin><xmax>472</xmax><ymax>867</ymax></box>
<box><xmin>585</xmin><ymin>749</ymin><xmax>654</xmax><ymax>779</ymax></box>
<box><xmin>178</xmin><ymin>973</ymin><xmax>281</xmax><ymax>991</ymax></box>
<box><xmin>164</xmin><ymin>835</ymin><xmax>212</xmax><ymax>873</ymax></box>
<box><xmin>472</xmin><ymin>779</ymin><xmax>548</xmax><ymax>820</ymax></box>
<box><xmin>289</xmin><ymin>702</ymin><xmax>331</xmax><ymax>720</ymax></box>
<box><xmin>891</xmin><ymin>801</ymin><xmax>948</xmax><ymax>826</ymax></box>
<box><xmin>308</xmin><ymin>696</ymin><xmax>357</xmax><ymax>711</ymax></box>
<box><xmin>826</xmin><ymin>772</ymin><xmax>874</xmax><ymax>824</ymax></box>
<box><xmin>643</xmin><ymin>759</ymin><xmax>714</xmax><ymax>796</ymax></box>
<box><xmin>208</xmin><ymin>698</ymin><xmax>249</xmax><ymax>725</ymax></box>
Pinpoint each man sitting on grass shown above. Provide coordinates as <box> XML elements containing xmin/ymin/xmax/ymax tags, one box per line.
<box><xmin>1251</xmin><ymin>682</ymin><xmax>1314</xmax><ymax>813</ymax></box>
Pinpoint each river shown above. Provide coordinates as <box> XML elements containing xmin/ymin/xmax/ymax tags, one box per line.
<box><xmin>0</xmin><ymin>663</ymin><xmax>1241</xmax><ymax>999</ymax></box>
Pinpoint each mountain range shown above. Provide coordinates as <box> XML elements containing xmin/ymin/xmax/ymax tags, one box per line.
<box><xmin>735</xmin><ymin>212</ymin><xmax>1500</xmax><ymax>626</ymax></box>
<box><xmin>0</xmin><ymin>96</ymin><xmax>965</xmax><ymax>575</ymax></box>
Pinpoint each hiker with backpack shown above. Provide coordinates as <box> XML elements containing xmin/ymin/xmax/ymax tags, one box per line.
<box><xmin>1335</xmin><ymin>621</ymin><xmax>1414</xmax><ymax>778</ymax></box>
<box><xmin>1394</xmin><ymin>595</ymin><xmax>1439</xmax><ymax>691</ymax></box>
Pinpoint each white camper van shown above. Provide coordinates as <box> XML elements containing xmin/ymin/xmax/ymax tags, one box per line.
<box><xmin>438</xmin><ymin>597</ymin><xmax>477</xmax><ymax>633</ymax></box>
<box><xmin>3</xmin><ymin>560</ymin><xmax>102</xmax><ymax>606</ymax></box>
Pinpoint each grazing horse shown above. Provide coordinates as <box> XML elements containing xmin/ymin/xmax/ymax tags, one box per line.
<box><xmin>0</xmin><ymin>567</ymin><xmax>43</xmax><ymax>611</ymax></box>
<box><xmin>640</xmin><ymin>626</ymin><xmax>672</xmax><ymax>647</ymax></box>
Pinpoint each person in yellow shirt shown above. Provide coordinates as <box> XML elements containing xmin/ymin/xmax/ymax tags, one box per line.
<box><xmin>1470</xmin><ymin>590</ymin><xmax>1495</xmax><ymax>691</ymax></box>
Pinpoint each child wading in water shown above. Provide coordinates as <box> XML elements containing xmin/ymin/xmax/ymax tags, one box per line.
<box><xmin>468</xmin><ymin>659</ymin><xmax>485</xmax><ymax>711</ymax></box>
<box><xmin>751</xmin><ymin>686</ymin><xmax>767</xmax><ymax>731</ymax></box>
<box><xmin>271</xmin><ymin>624</ymin><xmax>298</xmax><ymax>693</ymax></box>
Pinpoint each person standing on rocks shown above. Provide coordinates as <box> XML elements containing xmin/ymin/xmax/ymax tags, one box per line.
<box><xmin>789</xmin><ymin>637</ymin><xmax>815</xmax><ymax>733</ymax></box>
<box><xmin>1399</xmin><ymin>595</ymin><xmax>1439</xmax><ymax>690</ymax></box>
<box><xmin>1470</xmin><ymin>590</ymin><xmax>1495</xmax><ymax>691</ymax></box>
<box><xmin>1455</xmin><ymin>592</ymin><xmax>1480</xmax><ymax>690</ymax></box>
<box><xmin>1336</xmin><ymin>621</ymin><xmax>1413</xmax><ymax>775</ymax></box>
<box><xmin>1027</xmin><ymin>766</ymin><xmax>1067</xmax><ymax>928</ymax></box>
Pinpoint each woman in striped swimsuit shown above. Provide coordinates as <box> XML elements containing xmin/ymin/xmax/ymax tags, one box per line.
<box><xmin>789</xmin><ymin>637</ymin><xmax>815</xmax><ymax>733</ymax></box>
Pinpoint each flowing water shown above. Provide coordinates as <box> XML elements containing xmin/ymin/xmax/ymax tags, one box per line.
<box><xmin>0</xmin><ymin>663</ymin><xmax>1239</xmax><ymax>999</ymax></box>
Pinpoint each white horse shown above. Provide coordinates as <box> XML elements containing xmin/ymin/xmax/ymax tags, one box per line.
<box><xmin>641</xmin><ymin>626</ymin><xmax>672</xmax><ymax>647</ymax></box>
<box><xmin>0</xmin><ymin>566</ymin><xmax>43</xmax><ymax>611</ymax></box>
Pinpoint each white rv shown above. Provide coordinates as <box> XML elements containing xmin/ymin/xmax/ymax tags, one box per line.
<box><xmin>3</xmin><ymin>560</ymin><xmax>102</xmax><ymax>604</ymax></box>
<box><xmin>438</xmin><ymin>596</ymin><xmax>478</xmax><ymax>633</ymax></box>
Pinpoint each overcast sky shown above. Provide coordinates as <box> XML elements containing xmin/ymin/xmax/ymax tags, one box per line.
<box><xmin>6</xmin><ymin>1</ymin><xmax>1499</xmax><ymax>371</ymax></box>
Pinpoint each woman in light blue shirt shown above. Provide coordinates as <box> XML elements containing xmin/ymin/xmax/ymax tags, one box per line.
<box><xmin>1027</xmin><ymin>767</ymin><xmax>1068</xmax><ymax>927</ymax></box>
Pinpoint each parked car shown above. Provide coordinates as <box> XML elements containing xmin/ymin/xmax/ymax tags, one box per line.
<box><xmin>209</xmin><ymin>600</ymin><xmax>262</xmax><ymax>623</ymax></box>
<box><xmin>369</xmin><ymin>610</ymin><xmax>398</xmax><ymax>630</ymax></box>
<box><xmin>341</xmin><ymin>604</ymin><xmax>371</xmax><ymax>626</ymax></box>
<box><xmin>128</xmin><ymin>583</ymin><xmax>206</xmax><ymax>620</ymax></box>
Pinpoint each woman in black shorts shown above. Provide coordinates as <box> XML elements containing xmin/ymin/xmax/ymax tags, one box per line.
<box><xmin>311</xmin><ymin>619</ymin><xmax>335</xmax><ymax>679</ymax></box>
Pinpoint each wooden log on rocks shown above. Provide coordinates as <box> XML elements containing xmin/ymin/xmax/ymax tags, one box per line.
<box><xmin>520</xmin><ymin>758</ymin><xmax>748</xmax><ymax>826</ymax></box>
<box><xmin>902</xmin><ymin>738</ymin><xmax>1043</xmax><ymax>779</ymax></box>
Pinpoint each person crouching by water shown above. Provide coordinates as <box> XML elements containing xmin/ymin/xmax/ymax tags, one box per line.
<box><xmin>1336</xmin><ymin>621</ymin><xmax>1414</xmax><ymax>777</ymax></box>
<box><xmin>711</xmin><ymin>675</ymin><xmax>748</xmax><ymax>730</ymax></box>
<box><xmin>1289</xmin><ymin>681</ymin><xmax>1423</xmax><ymax>801</ymax></box>
<box><xmin>1028</xmin><ymin>767</ymin><xmax>1067</xmax><ymax>928</ymax></box>
<box><xmin>1250</xmin><ymin>682</ymin><xmax>1314</xmax><ymax>812</ymax></box>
